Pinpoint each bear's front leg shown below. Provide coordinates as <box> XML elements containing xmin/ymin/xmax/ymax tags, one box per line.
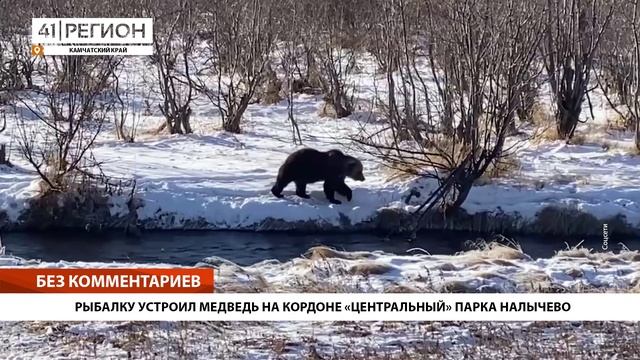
<box><xmin>271</xmin><ymin>181</ymin><xmax>286</xmax><ymax>198</ymax></box>
<box><xmin>323</xmin><ymin>181</ymin><xmax>341</xmax><ymax>204</ymax></box>
<box><xmin>295</xmin><ymin>181</ymin><xmax>310</xmax><ymax>199</ymax></box>
<box><xmin>335</xmin><ymin>181</ymin><xmax>352</xmax><ymax>201</ymax></box>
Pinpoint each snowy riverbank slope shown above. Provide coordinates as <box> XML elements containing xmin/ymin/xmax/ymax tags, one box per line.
<box><xmin>1</xmin><ymin>57</ymin><xmax>640</xmax><ymax>232</ymax></box>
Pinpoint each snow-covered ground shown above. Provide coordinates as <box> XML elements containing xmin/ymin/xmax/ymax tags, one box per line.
<box><xmin>0</xmin><ymin>57</ymin><xmax>640</xmax><ymax>231</ymax></box>
<box><xmin>3</xmin><ymin>319</ymin><xmax>640</xmax><ymax>359</ymax></box>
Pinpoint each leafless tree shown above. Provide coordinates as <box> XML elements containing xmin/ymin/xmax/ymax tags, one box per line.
<box><xmin>312</xmin><ymin>0</ymin><xmax>358</xmax><ymax>118</ymax></box>
<box><xmin>355</xmin><ymin>0</ymin><xmax>544</xmax><ymax>223</ymax></box>
<box><xmin>278</xmin><ymin>1</ymin><xmax>309</xmax><ymax>144</ymax></box>
<box><xmin>597</xmin><ymin>0</ymin><xmax>640</xmax><ymax>150</ymax></box>
<box><xmin>0</xmin><ymin>111</ymin><xmax>8</xmax><ymax>165</ymax></box>
<box><xmin>150</xmin><ymin>0</ymin><xmax>197</xmax><ymax>135</ymax></box>
<box><xmin>0</xmin><ymin>0</ymin><xmax>35</xmax><ymax>97</ymax></box>
<box><xmin>17</xmin><ymin>56</ymin><xmax>119</xmax><ymax>191</ymax></box>
<box><xmin>368</xmin><ymin>0</ymin><xmax>426</xmax><ymax>141</ymax></box>
<box><xmin>112</xmin><ymin>65</ymin><xmax>140</xmax><ymax>143</ymax></box>
<box><xmin>630</xmin><ymin>0</ymin><xmax>640</xmax><ymax>150</ymax></box>
<box><xmin>542</xmin><ymin>0</ymin><xmax>616</xmax><ymax>140</ymax></box>
<box><xmin>196</xmin><ymin>0</ymin><xmax>276</xmax><ymax>133</ymax></box>
<box><xmin>281</xmin><ymin>44</ymin><xmax>304</xmax><ymax>144</ymax></box>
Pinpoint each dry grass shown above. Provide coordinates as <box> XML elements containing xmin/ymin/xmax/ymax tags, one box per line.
<box><xmin>259</xmin><ymin>70</ymin><xmax>283</xmax><ymax>105</ymax></box>
<box><xmin>629</xmin><ymin>146</ymin><xmax>640</xmax><ymax>155</ymax></box>
<box><xmin>474</xmin><ymin>153</ymin><xmax>522</xmax><ymax>185</ymax></box>
<box><xmin>382</xmin><ymin>134</ymin><xmax>522</xmax><ymax>184</ymax></box>
<box><xmin>382</xmin><ymin>157</ymin><xmax>428</xmax><ymax>182</ymax></box>
<box><xmin>596</xmin><ymin>138</ymin><xmax>640</xmax><ymax>156</ymax></box>
<box><xmin>18</xmin><ymin>319</ymin><xmax>640</xmax><ymax>359</ymax></box>
<box><xmin>531</xmin><ymin>206</ymin><xmax>635</xmax><ymax>237</ymax></box>
<box><xmin>566</xmin><ymin>132</ymin><xmax>586</xmax><ymax>145</ymax></box>
<box><xmin>534</xmin><ymin>126</ymin><xmax>561</xmax><ymax>142</ymax></box>
<box><xmin>211</xmin><ymin>239</ymin><xmax>640</xmax><ymax>295</ymax></box>
<box><xmin>318</xmin><ymin>101</ymin><xmax>338</xmax><ymax>118</ymax></box>
<box><xmin>347</xmin><ymin>262</ymin><xmax>394</xmax><ymax>276</ymax></box>
<box><xmin>381</xmin><ymin>136</ymin><xmax>469</xmax><ymax>181</ymax></box>
<box><xmin>8</xmin><ymin>240</ymin><xmax>640</xmax><ymax>358</ymax></box>
<box><xmin>531</xmin><ymin>110</ymin><xmax>640</xmax><ymax>156</ymax></box>
<box><xmin>526</xmin><ymin>104</ymin><xmax>600</xmax><ymax>147</ymax></box>
<box><xmin>605</xmin><ymin>111</ymin><xmax>634</xmax><ymax>132</ymax></box>
<box><xmin>462</xmin><ymin>239</ymin><xmax>529</xmax><ymax>261</ymax></box>
<box><xmin>304</xmin><ymin>246</ymin><xmax>372</xmax><ymax>261</ymax></box>
<box><xmin>530</xmin><ymin>104</ymin><xmax>559</xmax><ymax>142</ymax></box>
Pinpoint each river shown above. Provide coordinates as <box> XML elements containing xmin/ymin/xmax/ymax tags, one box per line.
<box><xmin>1</xmin><ymin>230</ymin><xmax>632</xmax><ymax>265</ymax></box>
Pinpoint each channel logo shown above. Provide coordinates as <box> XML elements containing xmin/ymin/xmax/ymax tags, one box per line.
<box><xmin>31</xmin><ymin>18</ymin><xmax>153</xmax><ymax>56</ymax></box>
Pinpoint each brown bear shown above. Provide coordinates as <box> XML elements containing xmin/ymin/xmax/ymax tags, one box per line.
<box><xmin>271</xmin><ymin>148</ymin><xmax>365</xmax><ymax>204</ymax></box>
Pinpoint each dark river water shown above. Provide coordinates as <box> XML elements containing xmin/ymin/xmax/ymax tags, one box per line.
<box><xmin>1</xmin><ymin>230</ymin><xmax>636</xmax><ymax>266</ymax></box>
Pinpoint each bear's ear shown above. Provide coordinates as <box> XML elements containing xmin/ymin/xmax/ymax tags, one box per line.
<box><xmin>345</xmin><ymin>158</ymin><xmax>359</xmax><ymax>171</ymax></box>
<box><xmin>327</xmin><ymin>150</ymin><xmax>343</xmax><ymax>158</ymax></box>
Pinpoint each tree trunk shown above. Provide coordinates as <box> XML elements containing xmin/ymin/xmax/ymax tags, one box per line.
<box><xmin>0</xmin><ymin>144</ymin><xmax>7</xmax><ymax>165</ymax></box>
<box><xmin>556</xmin><ymin>99</ymin><xmax>581</xmax><ymax>140</ymax></box>
<box><xmin>332</xmin><ymin>93</ymin><xmax>351</xmax><ymax>118</ymax></box>
<box><xmin>635</xmin><ymin>115</ymin><xmax>640</xmax><ymax>152</ymax></box>
<box><xmin>178</xmin><ymin>107</ymin><xmax>193</xmax><ymax>134</ymax></box>
<box><xmin>224</xmin><ymin>95</ymin><xmax>251</xmax><ymax>133</ymax></box>
<box><xmin>445</xmin><ymin>178</ymin><xmax>474</xmax><ymax>216</ymax></box>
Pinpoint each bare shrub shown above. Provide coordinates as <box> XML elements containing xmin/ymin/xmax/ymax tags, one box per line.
<box><xmin>354</xmin><ymin>0</ymin><xmax>544</xmax><ymax>233</ymax></box>
<box><xmin>149</xmin><ymin>0</ymin><xmax>197</xmax><ymax>135</ymax></box>
<box><xmin>543</xmin><ymin>0</ymin><xmax>616</xmax><ymax>140</ymax></box>
<box><xmin>257</xmin><ymin>62</ymin><xmax>282</xmax><ymax>105</ymax></box>
<box><xmin>311</xmin><ymin>0</ymin><xmax>357</xmax><ymax>118</ymax></box>
<box><xmin>112</xmin><ymin>65</ymin><xmax>139</xmax><ymax>143</ymax></box>
<box><xmin>0</xmin><ymin>111</ymin><xmax>9</xmax><ymax>165</ymax></box>
<box><xmin>16</xmin><ymin>56</ymin><xmax>119</xmax><ymax>191</ymax></box>
<box><xmin>598</xmin><ymin>0</ymin><xmax>640</xmax><ymax>151</ymax></box>
<box><xmin>197</xmin><ymin>0</ymin><xmax>277</xmax><ymax>133</ymax></box>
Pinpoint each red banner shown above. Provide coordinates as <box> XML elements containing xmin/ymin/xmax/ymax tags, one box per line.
<box><xmin>0</xmin><ymin>268</ymin><xmax>215</xmax><ymax>293</ymax></box>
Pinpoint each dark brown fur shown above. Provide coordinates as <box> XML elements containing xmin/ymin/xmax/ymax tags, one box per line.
<box><xmin>271</xmin><ymin>148</ymin><xmax>365</xmax><ymax>204</ymax></box>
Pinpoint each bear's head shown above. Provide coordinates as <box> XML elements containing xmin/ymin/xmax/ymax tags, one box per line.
<box><xmin>345</xmin><ymin>157</ymin><xmax>365</xmax><ymax>181</ymax></box>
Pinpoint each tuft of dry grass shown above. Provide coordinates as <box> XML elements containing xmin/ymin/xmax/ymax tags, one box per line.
<box><xmin>597</xmin><ymin>139</ymin><xmax>640</xmax><ymax>156</ymax></box>
<box><xmin>441</xmin><ymin>280</ymin><xmax>479</xmax><ymax>293</ymax></box>
<box><xmin>16</xmin><ymin>319</ymin><xmax>640</xmax><ymax>359</ymax></box>
<box><xmin>463</xmin><ymin>238</ymin><xmax>529</xmax><ymax>261</ymax></box>
<box><xmin>381</xmin><ymin>135</ymin><xmax>469</xmax><ymax>181</ymax></box>
<box><xmin>475</xmin><ymin>153</ymin><xmax>522</xmax><ymax>184</ymax></box>
<box><xmin>384</xmin><ymin>135</ymin><xmax>521</xmax><ymax>184</ymax></box>
<box><xmin>347</xmin><ymin>262</ymin><xmax>394</xmax><ymax>276</ymax></box>
<box><xmin>304</xmin><ymin>246</ymin><xmax>371</xmax><ymax>261</ymax></box>
<box><xmin>566</xmin><ymin>132</ymin><xmax>586</xmax><ymax>145</ymax></box>
<box><xmin>530</xmin><ymin>104</ymin><xmax>559</xmax><ymax>142</ymax></box>
<box><xmin>623</xmin><ymin>145</ymin><xmax>640</xmax><ymax>156</ymax></box>
<box><xmin>259</xmin><ymin>69</ymin><xmax>283</xmax><ymax>105</ymax></box>
<box><xmin>605</xmin><ymin>111</ymin><xmax>634</xmax><ymax>132</ymax></box>
<box><xmin>318</xmin><ymin>101</ymin><xmax>338</xmax><ymax>118</ymax></box>
<box><xmin>530</xmin><ymin>103</ymin><xmax>555</xmax><ymax>126</ymax></box>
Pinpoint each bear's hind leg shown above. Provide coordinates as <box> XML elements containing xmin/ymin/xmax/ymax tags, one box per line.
<box><xmin>323</xmin><ymin>181</ymin><xmax>341</xmax><ymax>204</ymax></box>
<box><xmin>295</xmin><ymin>181</ymin><xmax>310</xmax><ymax>199</ymax></box>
